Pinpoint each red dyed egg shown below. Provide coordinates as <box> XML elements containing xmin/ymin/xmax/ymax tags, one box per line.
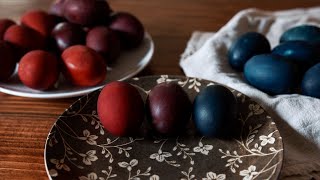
<box><xmin>18</xmin><ymin>50</ymin><xmax>59</xmax><ymax>90</ymax></box>
<box><xmin>21</xmin><ymin>10</ymin><xmax>57</xmax><ymax>37</ymax></box>
<box><xmin>4</xmin><ymin>25</ymin><xmax>46</xmax><ymax>55</ymax></box>
<box><xmin>61</xmin><ymin>45</ymin><xmax>106</xmax><ymax>86</ymax></box>
<box><xmin>97</xmin><ymin>81</ymin><xmax>144</xmax><ymax>136</ymax></box>
<box><xmin>0</xmin><ymin>19</ymin><xmax>15</xmax><ymax>40</ymax></box>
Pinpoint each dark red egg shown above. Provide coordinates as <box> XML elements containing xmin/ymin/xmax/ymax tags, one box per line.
<box><xmin>97</xmin><ymin>81</ymin><xmax>144</xmax><ymax>136</ymax></box>
<box><xmin>51</xmin><ymin>22</ymin><xmax>86</xmax><ymax>51</ymax></box>
<box><xmin>61</xmin><ymin>45</ymin><xmax>106</xmax><ymax>86</ymax></box>
<box><xmin>0</xmin><ymin>41</ymin><xmax>16</xmax><ymax>82</ymax></box>
<box><xmin>63</xmin><ymin>0</ymin><xmax>111</xmax><ymax>26</ymax></box>
<box><xmin>147</xmin><ymin>82</ymin><xmax>192</xmax><ymax>135</ymax></box>
<box><xmin>109</xmin><ymin>12</ymin><xmax>145</xmax><ymax>49</ymax></box>
<box><xmin>18</xmin><ymin>50</ymin><xmax>59</xmax><ymax>90</ymax></box>
<box><xmin>86</xmin><ymin>26</ymin><xmax>121</xmax><ymax>64</ymax></box>
<box><xmin>21</xmin><ymin>10</ymin><xmax>57</xmax><ymax>37</ymax></box>
<box><xmin>4</xmin><ymin>25</ymin><xmax>46</xmax><ymax>55</ymax></box>
<box><xmin>0</xmin><ymin>19</ymin><xmax>15</xmax><ymax>40</ymax></box>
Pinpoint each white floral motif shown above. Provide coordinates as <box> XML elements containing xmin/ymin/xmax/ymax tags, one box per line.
<box><xmin>79</xmin><ymin>172</ymin><xmax>98</xmax><ymax>180</ymax></box>
<box><xmin>202</xmin><ymin>172</ymin><xmax>226</xmax><ymax>180</ymax></box>
<box><xmin>118</xmin><ymin>159</ymin><xmax>152</xmax><ymax>180</ymax></box>
<box><xmin>150</xmin><ymin>139</ymin><xmax>180</xmax><ymax>167</ymax></box>
<box><xmin>50</xmin><ymin>158</ymin><xmax>70</xmax><ymax>171</ymax></box>
<box><xmin>259</xmin><ymin>133</ymin><xmax>275</xmax><ymax>146</ymax></box>
<box><xmin>181</xmin><ymin>167</ymin><xmax>195</xmax><ymax>180</ymax></box>
<box><xmin>249</xmin><ymin>104</ymin><xmax>264</xmax><ymax>115</ymax></box>
<box><xmin>80</xmin><ymin>150</ymin><xmax>98</xmax><ymax>165</ymax></box>
<box><xmin>78</xmin><ymin>130</ymin><xmax>98</xmax><ymax>145</ymax></box>
<box><xmin>193</xmin><ymin>141</ymin><xmax>213</xmax><ymax>155</ymax></box>
<box><xmin>150</xmin><ymin>150</ymin><xmax>172</xmax><ymax>162</ymax></box>
<box><xmin>173</xmin><ymin>137</ymin><xmax>195</xmax><ymax>165</ymax></box>
<box><xmin>118</xmin><ymin>159</ymin><xmax>138</xmax><ymax>171</ymax></box>
<box><xmin>48</xmin><ymin>169</ymin><xmax>58</xmax><ymax>177</ymax></box>
<box><xmin>178</xmin><ymin>78</ymin><xmax>201</xmax><ymax>92</ymax></box>
<box><xmin>149</xmin><ymin>175</ymin><xmax>160</xmax><ymax>180</ymax></box>
<box><xmin>239</xmin><ymin>165</ymin><xmax>259</xmax><ymax>180</ymax></box>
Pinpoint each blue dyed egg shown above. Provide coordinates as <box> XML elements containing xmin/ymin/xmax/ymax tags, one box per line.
<box><xmin>272</xmin><ymin>41</ymin><xmax>317</xmax><ymax>64</ymax></box>
<box><xmin>301</xmin><ymin>63</ymin><xmax>320</xmax><ymax>98</ymax></box>
<box><xmin>280</xmin><ymin>25</ymin><xmax>320</xmax><ymax>43</ymax></box>
<box><xmin>244</xmin><ymin>54</ymin><xmax>295</xmax><ymax>94</ymax></box>
<box><xmin>193</xmin><ymin>85</ymin><xmax>237</xmax><ymax>138</ymax></box>
<box><xmin>228</xmin><ymin>32</ymin><xmax>270</xmax><ymax>71</ymax></box>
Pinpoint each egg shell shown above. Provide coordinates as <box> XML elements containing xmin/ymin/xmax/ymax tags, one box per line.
<box><xmin>86</xmin><ymin>26</ymin><xmax>121</xmax><ymax>64</ymax></box>
<box><xmin>146</xmin><ymin>82</ymin><xmax>192</xmax><ymax>136</ymax></box>
<box><xmin>21</xmin><ymin>10</ymin><xmax>57</xmax><ymax>37</ymax></box>
<box><xmin>18</xmin><ymin>50</ymin><xmax>59</xmax><ymax>90</ymax></box>
<box><xmin>228</xmin><ymin>32</ymin><xmax>270</xmax><ymax>71</ymax></box>
<box><xmin>193</xmin><ymin>85</ymin><xmax>238</xmax><ymax>138</ymax></box>
<box><xmin>97</xmin><ymin>81</ymin><xmax>144</xmax><ymax>136</ymax></box>
<box><xmin>280</xmin><ymin>25</ymin><xmax>320</xmax><ymax>43</ymax></box>
<box><xmin>109</xmin><ymin>12</ymin><xmax>145</xmax><ymax>49</ymax></box>
<box><xmin>61</xmin><ymin>45</ymin><xmax>107</xmax><ymax>87</ymax></box>
<box><xmin>244</xmin><ymin>54</ymin><xmax>296</xmax><ymax>95</ymax></box>
<box><xmin>301</xmin><ymin>63</ymin><xmax>320</xmax><ymax>98</ymax></box>
<box><xmin>0</xmin><ymin>19</ymin><xmax>15</xmax><ymax>40</ymax></box>
<box><xmin>63</xmin><ymin>0</ymin><xmax>111</xmax><ymax>26</ymax></box>
<box><xmin>3</xmin><ymin>25</ymin><xmax>46</xmax><ymax>55</ymax></box>
<box><xmin>272</xmin><ymin>41</ymin><xmax>317</xmax><ymax>64</ymax></box>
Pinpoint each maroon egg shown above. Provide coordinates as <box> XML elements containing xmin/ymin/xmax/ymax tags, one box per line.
<box><xmin>86</xmin><ymin>26</ymin><xmax>121</xmax><ymax>64</ymax></box>
<box><xmin>49</xmin><ymin>0</ymin><xmax>67</xmax><ymax>17</ymax></box>
<box><xmin>0</xmin><ymin>19</ymin><xmax>15</xmax><ymax>40</ymax></box>
<box><xmin>109</xmin><ymin>12</ymin><xmax>145</xmax><ymax>49</ymax></box>
<box><xmin>97</xmin><ymin>81</ymin><xmax>144</xmax><ymax>136</ymax></box>
<box><xmin>63</xmin><ymin>0</ymin><xmax>111</xmax><ymax>26</ymax></box>
<box><xmin>18</xmin><ymin>50</ymin><xmax>59</xmax><ymax>90</ymax></box>
<box><xmin>147</xmin><ymin>82</ymin><xmax>192</xmax><ymax>135</ymax></box>
<box><xmin>51</xmin><ymin>22</ymin><xmax>86</xmax><ymax>51</ymax></box>
<box><xmin>0</xmin><ymin>41</ymin><xmax>16</xmax><ymax>82</ymax></box>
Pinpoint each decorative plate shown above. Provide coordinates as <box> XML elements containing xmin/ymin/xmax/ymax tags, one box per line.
<box><xmin>0</xmin><ymin>33</ymin><xmax>153</xmax><ymax>99</ymax></box>
<box><xmin>44</xmin><ymin>75</ymin><xmax>283</xmax><ymax>180</ymax></box>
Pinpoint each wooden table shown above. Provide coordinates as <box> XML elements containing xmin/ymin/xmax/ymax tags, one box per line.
<box><xmin>0</xmin><ymin>0</ymin><xmax>319</xmax><ymax>179</ymax></box>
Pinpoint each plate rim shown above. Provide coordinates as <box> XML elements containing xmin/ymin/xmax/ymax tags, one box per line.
<box><xmin>0</xmin><ymin>33</ymin><xmax>154</xmax><ymax>99</ymax></box>
<box><xmin>44</xmin><ymin>75</ymin><xmax>284</xmax><ymax>179</ymax></box>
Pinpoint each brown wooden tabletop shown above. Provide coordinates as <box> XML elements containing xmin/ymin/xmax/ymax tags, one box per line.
<box><xmin>0</xmin><ymin>0</ymin><xmax>319</xmax><ymax>179</ymax></box>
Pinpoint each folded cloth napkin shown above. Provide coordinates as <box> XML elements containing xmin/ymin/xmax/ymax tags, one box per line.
<box><xmin>180</xmin><ymin>7</ymin><xmax>320</xmax><ymax>180</ymax></box>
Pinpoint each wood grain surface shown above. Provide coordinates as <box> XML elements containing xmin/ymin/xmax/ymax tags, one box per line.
<box><xmin>0</xmin><ymin>0</ymin><xmax>319</xmax><ymax>179</ymax></box>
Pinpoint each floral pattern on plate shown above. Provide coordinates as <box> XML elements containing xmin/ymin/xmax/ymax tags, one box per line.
<box><xmin>45</xmin><ymin>75</ymin><xmax>283</xmax><ymax>180</ymax></box>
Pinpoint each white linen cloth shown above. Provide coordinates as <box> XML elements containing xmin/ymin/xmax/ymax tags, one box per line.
<box><xmin>180</xmin><ymin>7</ymin><xmax>320</xmax><ymax>180</ymax></box>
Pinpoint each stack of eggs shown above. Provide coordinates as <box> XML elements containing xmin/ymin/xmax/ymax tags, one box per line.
<box><xmin>228</xmin><ymin>25</ymin><xmax>320</xmax><ymax>98</ymax></box>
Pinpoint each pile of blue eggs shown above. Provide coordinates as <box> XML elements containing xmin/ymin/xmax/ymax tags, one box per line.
<box><xmin>228</xmin><ymin>25</ymin><xmax>320</xmax><ymax>98</ymax></box>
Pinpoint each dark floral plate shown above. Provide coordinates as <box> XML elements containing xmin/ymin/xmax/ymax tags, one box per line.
<box><xmin>44</xmin><ymin>75</ymin><xmax>283</xmax><ymax>180</ymax></box>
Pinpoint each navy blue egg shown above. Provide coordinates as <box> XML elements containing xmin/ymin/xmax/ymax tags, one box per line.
<box><xmin>280</xmin><ymin>25</ymin><xmax>320</xmax><ymax>43</ymax></box>
<box><xmin>193</xmin><ymin>85</ymin><xmax>237</xmax><ymax>138</ymax></box>
<box><xmin>244</xmin><ymin>54</ymin><xmax>295</xmax><ymax>95</ymax></box>
<box><xmin>272</xmin><ymin>41</ymin><xmax>317</xmax><ymax>64</ymax></box>
<box><xmin>301</xmin><ymin>63</ymin><xmax>320</xmax><ymax>98</ymax></box>
<box><xmin>228</xmin><ymin>32</ymin><xmax>270</xmax><ymax>71</ymax></box>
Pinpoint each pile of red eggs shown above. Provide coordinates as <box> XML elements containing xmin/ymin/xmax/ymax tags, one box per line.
<box><xmin>0</xmin><ymin>0</ymin><xmax>145</xmax><ymax>90</ymax></box>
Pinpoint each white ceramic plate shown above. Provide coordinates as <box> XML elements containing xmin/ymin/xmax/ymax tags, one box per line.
<box><xmin>0</xmin><ymin>33</ymin><xmax>154</xmax><ymax>99</ymax></box>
